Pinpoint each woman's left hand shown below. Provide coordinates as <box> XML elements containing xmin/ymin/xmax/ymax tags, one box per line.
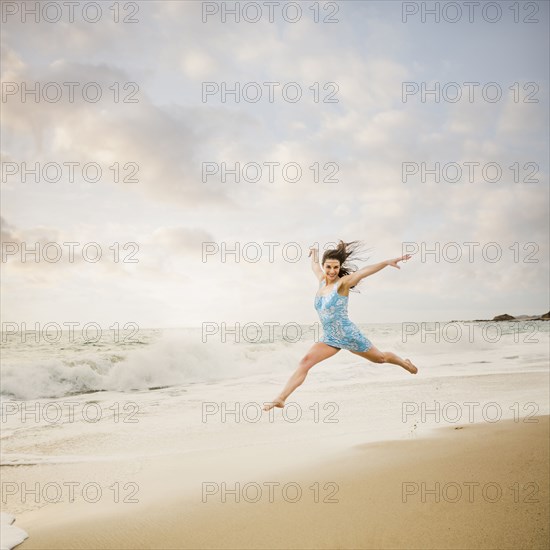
<box><xmin>387</xmin><ymin>254</ymin><xmax>412</xmax><ymax>269</ymax></box>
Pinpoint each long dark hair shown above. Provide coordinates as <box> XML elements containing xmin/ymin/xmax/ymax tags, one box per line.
<box><xmin>321</xmin><ymin>239</ymin><xmax>372</xmax><ymax>290</ymax></box>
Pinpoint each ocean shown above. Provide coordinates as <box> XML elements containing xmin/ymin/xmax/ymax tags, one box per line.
<box><xmin>1</xmin><ymin>322</ymin><xmax>548</xmax><ymax>400</ymax></box>
<box><xmin>1</xmin><ymin>321</ymin><xmax>549</xmax><ymax>480</ymax></box>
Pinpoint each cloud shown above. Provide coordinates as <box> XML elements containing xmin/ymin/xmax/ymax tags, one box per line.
<box><xmin>2</xmin><ymin>1</ymin><xmax>548</xmax><ymax>323</ymax></box>
<box><xmin>0</xmin><ymin>216</ymin><xmax>217</xmax><ymax>287</ymax></box>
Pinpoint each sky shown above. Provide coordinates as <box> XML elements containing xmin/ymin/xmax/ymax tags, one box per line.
<box><xmin>1</xmin><ymin>0</ymin><xmax>549</xmax><ymax>329</ymax></box>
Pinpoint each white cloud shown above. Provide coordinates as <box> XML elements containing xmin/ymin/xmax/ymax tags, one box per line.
<box><xmin>2</xmin><ymin>1</ymin><xmax>548</xmax><ymax>324</ymax></box>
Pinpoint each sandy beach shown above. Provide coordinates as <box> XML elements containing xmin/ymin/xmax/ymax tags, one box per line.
<box><xmin>11</xmin><ymin>414</ymin><xmax>549</xmax><ymax>550</ymax></box>
<box><xmin>3</xmin><ymin>325</ymin><xmax>549</xmax><ymax>550</ymax></box>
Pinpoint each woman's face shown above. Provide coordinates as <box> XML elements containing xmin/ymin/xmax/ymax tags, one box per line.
<box><xmin>323</xmin><ymin>259</ymin><xmax>340</xmax><ymax>281</ymax></box>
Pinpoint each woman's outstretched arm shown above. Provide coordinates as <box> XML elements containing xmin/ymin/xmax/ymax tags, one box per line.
<box><xmin>344</xmin><ymin>254</ymin><xmax>412</xmax><ymax>287</ymax></box>
<box><xmin>309</xmin><ymin>245</ymin><xmax>324</xmax><ymax>280</ymax></box>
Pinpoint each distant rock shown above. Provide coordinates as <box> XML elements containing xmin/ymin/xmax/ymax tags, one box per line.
<box><xmin>450</xmin><ymin>312</ymin><xmax>549</xmax><ymax>322</ymax></box>
<box><xmin>492</xmin><ymin>312</ymin><xmax>549</xmax><ymax>321</ymax></box>
<box><xmin>493</xmin><ymin>314</ymin><xmax>515</xmax><ymax>321</ymax></box>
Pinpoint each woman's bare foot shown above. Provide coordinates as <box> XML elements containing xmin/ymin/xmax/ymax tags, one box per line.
<box><xmin>404</xmin><ymin>359</ymin><xmax>418</xmax><ymax>374</ymax></box>
<box><xmin>263</xmin><ymin>398</ymin><xmax>285</xmax><ymax>411</ymax></box>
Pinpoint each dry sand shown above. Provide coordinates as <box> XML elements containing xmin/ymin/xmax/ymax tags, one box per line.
<box><xmin>15</xmin><ymin>415</ymin><xmax>549</xmax><ymax>549</ymax></box>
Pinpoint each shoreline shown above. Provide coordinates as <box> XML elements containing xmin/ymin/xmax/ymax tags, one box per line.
<box><xmin>10</xmin><ymin>414</ymin><xmax>549</xmax><ymax>549</ymax></box>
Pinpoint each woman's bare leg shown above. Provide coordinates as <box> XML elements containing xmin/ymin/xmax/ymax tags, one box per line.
<box><xmin>263</xmin><ymin>342</ymin><xmax>341</xmax><ymax>411</ymax></box>
<box><xmin>351</xmin><ymin>344</ymin><xmax>418</xmax><ymax>374</ymax></box>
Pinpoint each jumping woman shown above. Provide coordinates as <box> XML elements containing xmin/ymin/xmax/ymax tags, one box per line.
<box><xmin>263</xmin><ymin>239</ymin><xmax>418</xmax><ymax>412</ymax></box>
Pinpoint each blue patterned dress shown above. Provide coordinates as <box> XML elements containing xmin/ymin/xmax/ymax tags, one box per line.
<box><xmin>314</xmin><ymin>280</ymin><xmax>373</xmax><ymax>352</ymax></box>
